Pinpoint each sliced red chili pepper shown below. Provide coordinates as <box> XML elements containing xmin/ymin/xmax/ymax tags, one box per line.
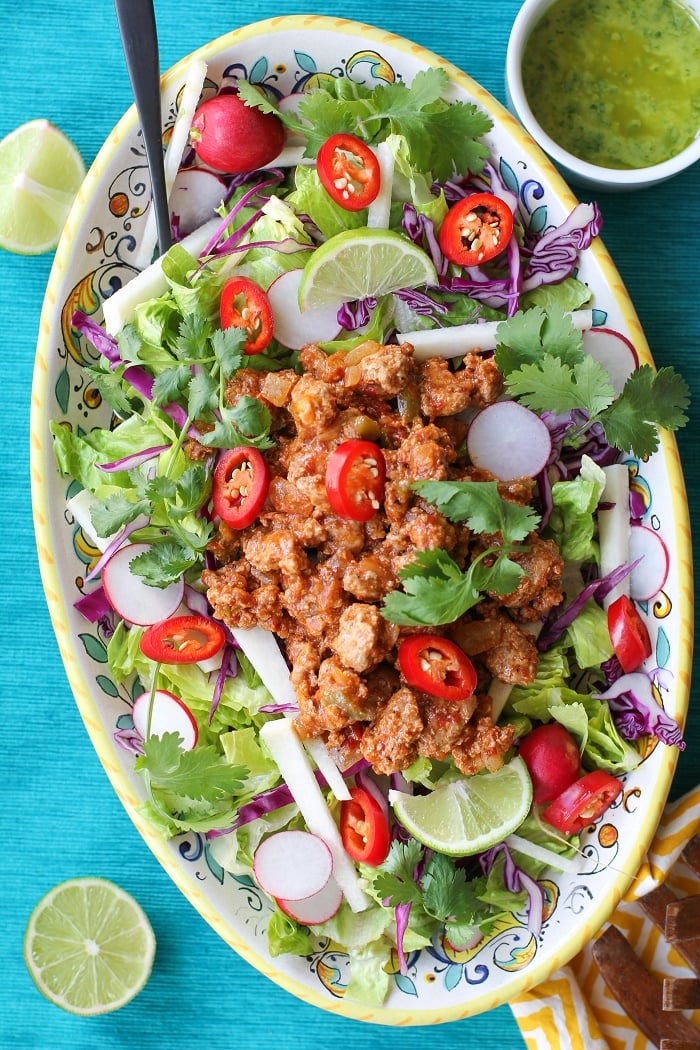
<box><xmin>316</xmin><ymin>133</ymin><xmax>381</xmax><ymax>211</ymax></box>
<box><xmin>140</xmin><ymin>614</ymin><xmax>226</xmax><ymax>664</ymax></box>
<box><xmin>542</xmin><ymin>770</ymin><xmax>623</xmax><ymax>836</ymax></box>
<box><xmin>439</xmin><ymin>192</ymin><xmax>514</xmax><ymax>267</ymax></box>
<box><xmin>212</xmin><ymin>446</ymin><xmax>270</xmax><ymax>529</ymax></box>
<box><xmin>607</xmin><ymin>594</ymin><xmax>652</xmax><ymax>673</ymax></box>
<box><xmin>397</xmin><ymin>634</ymin><xmax>477</xmax><ymax>702</ymax></box>
<box><xmin>219</xmin><ymin>276</ymin><xmax>274</xmax><ymax>354</ymax></box>
<box><xmin>340</xmin><ymin>786</ymin><xmax>391</xmax><ymax>866</ymax></box>
<box><xmin>325</xmin><ymin>439</ymin><xmax>386</xmax><ymax>522</ymax></box>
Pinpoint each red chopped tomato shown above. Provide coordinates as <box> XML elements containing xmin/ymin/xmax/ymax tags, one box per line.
<box><xmin>316</xmin><ymin>133</ymin><xmax>381</xmax><ymax>211</ymax></box>
<box><xmin>439</xmin><ymin>192</ymin><xmax>514</xmax><ymax>267</ymax></box>
<box><xmin>607</xmin><ymin>594</ymin><xmax>652</xmax><ymax>673</ymax></box>
<box><xmin>325</xmin><ymin>439</ymin><xmax>386</xmax><ymax>522</ymax></box>
<box><xmin>398</xmin><ymin>634</ymin><xmax>477</xmax><ymax>702</ymax></box>
<box><xmin>543</xmin><ymin>770</ymin><xmax>623</xmax><ymax>836</ymax></box>
<box><xmin>140</xmin><ymin>615</ymin><xmax>226</xmax><ymax>664</ymax></box>
<box><xmin>220</xmin><ymin>276</ymin><xmax>274</xmax><ymax>354</ymax></box>
<box><xmin>212</xmin><ymin>447</ymin><xmax>270</xmax><ymax>529</ymax></box>
<box><xmin>518</xmin><ymin>723</ymin><xmax>581</xmax><ymax>804</ymax></box>
<box><xmin>340</xmin><ymin>786</ymin><xmax>391</xmax><ymax>866</ymax></box>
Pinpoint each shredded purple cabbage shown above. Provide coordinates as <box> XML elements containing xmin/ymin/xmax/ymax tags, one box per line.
<box><xmin>97</xmin><ymin>445</ymin><xmax>169</xmax><ymax>473</ymax></box>
<box><xmin>337</xmin><ymin>297</ymin><xmax>376</xmax><ymax>330</ymax></box>
<box><xmin>480</xmin><ymin>842</ymin><xmax>544</xmax><ymax>935</ymax></box>
<box><xmin>394</xmin><ymin>902</ymin><xmax>412</xmax><ymax>975</ymax></box>
<box><xmin>74</xmin><ymin>586</ymin><xmax>114</xmax><ymax>625</ymax></box>
<box><xmin>594</xmin><ymin>673</ymin><xmax>686</xmax><ymax>750</ymax></box>
<box><xmin>537</xmin><ymin>559</ymin><xmax>641</xmax><ymax>651</ymax></box>
<box><xmin>208</xmin><ymin>644</ymin><xmax>234</xmax><ymax>724</ymax></box>
<box><xmin>521</xmin><ymin>202</ymin><xmax>603</xmax><ymax>292</ymax></box>
<box><xmin>401</xmin><ymin>203</ymin><xmax>448</xmax><ymax>277</ymax></box>
<box><xmin>71</xmin><ymin>310</ymin><xmax>121</xmax><ymax>364</ymax></box>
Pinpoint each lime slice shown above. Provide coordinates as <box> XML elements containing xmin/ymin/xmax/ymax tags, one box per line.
<box><xmin>298</xmin><ymin>226</ymin><xmax>438</xmax><ymax>310</ymax></box>
<box><xmin>391</xmin><ymin>757</ymin><xmax>533</xmax><ymax>856</ymax></box>
<box><xmin>24</xmin><ymin>877</ymin><xmax>155</xmax><ymax>1015</ymax></box>
<box><xmin>0</xmin><ymin>119</ymin><xmax>85</xmax><ymax>255</ymax></box>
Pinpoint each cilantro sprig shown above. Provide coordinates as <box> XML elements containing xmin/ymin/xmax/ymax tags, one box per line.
<box><xmin>135</xmin><ymin>732</ymin><xmax>249</xmax><ymax>835</ymax></box>
<box><xmin>373</xmin><ymin>841</ymin><xmax>492</xmax><ymax>946</ymax></box>
<box><xmin>381</xmin><ymin>481</ymin><xmax>538</xmax><ymax>626</ymax></box>
<box><xmin>239</xmin><ymin>68</ymin><xmax>493</xmax><ymax>182</ymax></box>
<box><xmin>495</xmin><ymin>306</ymin><xmax>690</xmax><ymax>458</ymax></box>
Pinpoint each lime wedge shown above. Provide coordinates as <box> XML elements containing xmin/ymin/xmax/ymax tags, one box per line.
<box><xmin>24</xmin><ymin>877</ymin><xmax>155</xmax><ymax>1015</ymax></box>
<box><xmin>391</xmin><ymin>757</ymin><xmax>533</xmax><ymax>856</ymax></box>
<box><xmin>298</xmin><ymin>226</ymin><xmax>438</xmax><ymax>310</ymax></box>
<box><xmin>0</xmin><ymin>119</ymin><xmax>85</xmax><ymax>255</ymax></box>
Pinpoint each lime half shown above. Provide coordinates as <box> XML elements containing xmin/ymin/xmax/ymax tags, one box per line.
<box><xmin>391</xmin><ymin>757</ymin><xmax>533</xmax><ymax>856</ymax></box>
<box><xmin>298</xmin><ymin>226</ymin><xmax>438</xmax><ymax>310</ymax></box>
<box><xmin>0</xmin><ymin>119</ymin><xmax>85</xmax><ymax>255</ymax></box>
<box><xmin>24</xmin><ymin>877</ymin><xmax>155</xmax><ymax>1015</ymax></box>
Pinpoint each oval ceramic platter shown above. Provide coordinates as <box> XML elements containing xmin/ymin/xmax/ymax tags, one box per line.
<box><xmin>31</xmin><ymin>15</ymin><xmax>692</xmax><ymax>1025</ymax></box>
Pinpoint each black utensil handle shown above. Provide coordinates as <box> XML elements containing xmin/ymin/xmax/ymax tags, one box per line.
<box><xmin>114</xmin><ymin>0</ymin><xmax>172</xmax><ymax>254</ymax></box>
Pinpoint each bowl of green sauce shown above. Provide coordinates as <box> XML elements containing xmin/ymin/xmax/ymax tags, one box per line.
<box><xmin>506</xmin><ymin>0</ymin><xmax>700</xmax><ymax>191</ymax></box>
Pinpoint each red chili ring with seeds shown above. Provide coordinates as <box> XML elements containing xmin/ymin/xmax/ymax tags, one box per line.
<box><xmin>324</xmin><ymin>439</ymin><xmax>386</xmax><ymax>522</ymax></box>
<box><xmin>212</xmin><ymin>446</ymin><xmax>270</xmax><ymax>529</ymax></box>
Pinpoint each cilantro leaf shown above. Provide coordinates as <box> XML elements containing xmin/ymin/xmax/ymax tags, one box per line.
<box><xmin>201</xmin><ymin>397</ymin><xmax>274</xmax><ymax>450</ymax></box>
<box><xmin>129</xmin><ymin>540</ymin><xmax>197</xmax><ymax>587</ymax></box>
<box><xmin>136</xmin><ymin>733</ymin><xmax>247</xmax><ymax>798</ymax></box>
<box><xmin>381</xmin><ymin>546</ymin><xmax>524</xmax><ymax>626</ymax></box>
<box><xmin>599</xmin><ymin>364</ymin><xmax>690</xmax><ymax>456</ymax></box>
<box><xmin>187</xmin><ymin>369</ymin><xmax>218</xmax><ymax>419</ymax></box>
<box><xmin>90</xmin><ymin>492</ymin><xmax>150</xmax><ymax>537</ymax></box>
<box><xmin>494</xmin><ymin>305</ymin><xmax>584</xmax><ymax>375</ymax></box>
<box><xmin>412</xmin><ymin>480</ymin><xmax>540</xmax><ymax>542</ymax></box>
<box><xmin>373</xmin><ymin>840</ymin><xmax>424</xmax><ymax>906</ymax></box>
<box><xmin>211</xmin><ymin>326</ymin><xmax>246</xmax><ymax>376</ymax></box>
<box><xmin>505</xmin><ymin>353</ymin><xmax>616</xmax><ymax>418</ymax></box>
<box><xmin>151</xmin><ymin>364</ymin><xmax>192</xmax><ymax>405</ymax></box>
<box><xmin>83</xmin><ymin>365</ymin><xmax>138</xmax><ymax>416</ymax></box>
<box><xmin>135</xmin><ymin>733</ymin><xmax>248</xmax><ymax>835</ymax></box>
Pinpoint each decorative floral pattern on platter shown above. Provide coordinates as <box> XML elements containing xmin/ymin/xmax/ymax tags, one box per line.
<box><xmin>52</xmin><ymin>39</ymin><xmax>677</xmax><ymax>1004</ymax></box>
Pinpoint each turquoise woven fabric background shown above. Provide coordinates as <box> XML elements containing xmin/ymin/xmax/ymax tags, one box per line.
<box><xmin>1</xmin><ymin>1</ymin><xmax>697</xmax><ymax>1047</ymax></box>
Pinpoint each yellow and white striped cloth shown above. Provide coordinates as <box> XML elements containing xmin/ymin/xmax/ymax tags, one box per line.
<box><xmin>510</xmin><ymin>787</ymin><xmax>700</xmax><ymax>1050</ymax></box>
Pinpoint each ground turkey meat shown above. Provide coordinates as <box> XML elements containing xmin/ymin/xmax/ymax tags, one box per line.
<box><xmin>203</xmin><ymin>339</ymin><xmax>563</xmax><ymax>779</ymax></box>
<box><xmin>359</xmin><ymin>687</ymin><xmax>424</xmax><ymax>774</ymax></box>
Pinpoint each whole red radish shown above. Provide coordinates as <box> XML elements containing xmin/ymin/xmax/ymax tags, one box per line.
<box><xmin>190</xmin><ymin>92</ymin><xmax>285</xmax><ymax>173</ymax></box>
<box><xmin>518</xmin><ymin>723</ymin><xmax>580</xmax><ymax>804</ymax></box>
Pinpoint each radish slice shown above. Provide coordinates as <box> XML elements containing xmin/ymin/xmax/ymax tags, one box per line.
<box><xmin>467</xmin><ymin>401</ymin><xmax>552</xmax><ymax>481</ymax></box>
<box><xmin>583</xmin><ymin>327</ymin><xmax>638</xmax><ymax>395</ymax></box>
<box><xmin>102</xmin><ymin>542</ymin><xmax>184</xmax><ymax>625</ymax></box>
<box><xmin>629</xmin><ymin>524</ymin><xmax>670</xmax><ymax>600</ymax></box>
<box><xmin>102</xmin><ymin>217</ymin><xmax>221</xmax><ymax>334</ymax></box>
<box><xmin>598</xmin><ymin>464</ymin><xmax>631</xmax><ymax>608</ymax></box>
<box><xmin>132</xmin><ymin>688</ymin><xmax>198</xmax><ymax>749</ymax></box>
<box><xmin>232</xmin><ymin>626</ymin><xmax>351</xmax><ymax>800</ymax></box>
<box><xmin>170</xmin><ymin>168</ymin><xmax>227</xmax><ymax>237</ymax></box>
<box><xmin>267</xmin><ymin>269</ymin><xmax>341</xmax><ymax>349</ymax></box>
<box><xmin>253</xmin><ymin>830</ymin><xmax>333</xmax><ymax>901</ymax></box>
<box><xmin>260</xmin><ymin>718</ymin><xmax>369</xmax><ymax>912</ymax></box>
<box><xmin>399</xmin><ymin>309</ymin><xmax>593</xmax><ymax>360</ymax></box>
<box><xmin>276</xmin><ymin>877</ymin><xmax>343</xmax><ymax>925</ymax></box>
<box><xmin>367</xmin><ymin>141</ymin><xmax>395</xmax><ymax>229</ymax></box>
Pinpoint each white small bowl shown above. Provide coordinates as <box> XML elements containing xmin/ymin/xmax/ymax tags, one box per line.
<box><xmin>506</xmin><ymin>0</ymin><xmax>700</xmax><ymax>192</ymax></box>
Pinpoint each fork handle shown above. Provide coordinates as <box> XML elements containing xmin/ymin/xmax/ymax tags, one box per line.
<box><xmin>114</xmin><ymin>0</ymin><xmax>172</xmax><ymax>254</ymax></box>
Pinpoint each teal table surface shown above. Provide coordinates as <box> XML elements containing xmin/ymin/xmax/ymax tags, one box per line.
<box><xmin>1</xmin><ymin>2</ymin><xmax>698</xmax><ymax>1047</ymax></box>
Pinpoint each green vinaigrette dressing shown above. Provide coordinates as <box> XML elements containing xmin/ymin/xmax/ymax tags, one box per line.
<box><xmin>522</xmin><ymin>0</ymin><xmax>700</xmax><ymax>168</ymax></box>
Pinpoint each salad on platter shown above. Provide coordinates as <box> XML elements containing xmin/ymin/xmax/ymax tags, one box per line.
<box><xmin>49</xmin><ymin>41</ymin><xmax>691</xmax><ymax>1009</ymax></box>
